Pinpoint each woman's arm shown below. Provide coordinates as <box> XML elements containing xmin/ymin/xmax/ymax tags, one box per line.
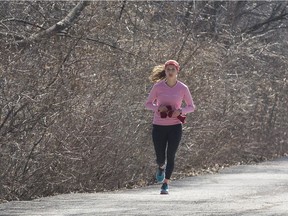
<box><xmin>181</xmin><ymin>86</ymin><xmax>196</xmax><ymax>115</ymax></box>
<box><xmin>145</xmin><ymin>85</ymin><xmax>159</xmax><ymax>112</ymax></box>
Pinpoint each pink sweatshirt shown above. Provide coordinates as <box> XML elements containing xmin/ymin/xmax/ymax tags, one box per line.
<box><xmin>145</xmin><ymin>80</ymin><xmax>195</xmax><ymax>125</ymax></box>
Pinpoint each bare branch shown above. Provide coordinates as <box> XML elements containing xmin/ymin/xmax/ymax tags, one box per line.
<box><xmin>118</xmin><ymin>1</ymin><xmax>126</xmax><ymax>20</ymax></box>
<box><xmin>22</xmin><ymin>132</ymin><xmax>46</xmax><ymax>177</ymax></box>
<box><xmin>2</xmin><ymin>18</ymin><xmax>45</xmax><ymax>30</ymax></box>
<box><xmin>0</xmin><ymin>106</ymin><xmax>15</xmax><ymax>132</ymax></box>
<box><xmin>12</xmin><ymin>1</ymin><xmax>90</xmax><ymax>46</ymax></box>
<box><xmin>244</xmin><ymin>3</ymin><xmax>288</xmax><ymax>34</ymax></box>
<box><xmin>0</xmin><ymin>31</ymin><xmax>24</xmax><ymax>40</ymax></box>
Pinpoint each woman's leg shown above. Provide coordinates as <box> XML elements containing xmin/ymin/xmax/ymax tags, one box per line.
<box><xmin>165</xmin><ymin>124</ymin><xmax>182</xmax><ymax>180</ymax></box>
<box><xmin>152</xmin><ymin>124</ymin><xmax>168</xmax><ymax>167</ymax></box>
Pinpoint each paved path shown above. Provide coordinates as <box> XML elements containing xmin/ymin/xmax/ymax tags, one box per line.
<box><xmin>1</xmin><ymin>157</ymin><xmax>288</xmax><ymax>216</ymax></box>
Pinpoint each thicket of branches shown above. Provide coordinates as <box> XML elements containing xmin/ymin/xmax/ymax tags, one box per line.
<box><xmin>0</xmin><ymin>1</ymin><xmax>287</xmax><ymax>201</ymax></box>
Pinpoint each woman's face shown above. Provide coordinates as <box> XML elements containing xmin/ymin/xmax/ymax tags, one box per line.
<box><xmin>165</xmin><ymin>65</ymin><xmax>178</xmax><ymax>79</ymax></box>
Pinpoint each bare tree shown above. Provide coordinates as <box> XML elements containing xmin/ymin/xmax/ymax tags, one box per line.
<box><xmin>1</xmin><ymin>1</ymin><xmax>287</xmax><ymax>202</ymax></box>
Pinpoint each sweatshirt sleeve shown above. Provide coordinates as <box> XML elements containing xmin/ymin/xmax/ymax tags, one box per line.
<box><xmin>145</xmin><ymin>84</ymin><xmax>159</xmax><ymax>112</ymax></box>
<box><xmin>181</xmin><ymin>86</ymin><xmax>196</xmax><ymax>115</ymax></box>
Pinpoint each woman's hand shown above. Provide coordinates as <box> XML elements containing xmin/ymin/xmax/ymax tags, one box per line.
<box><xmin>172</xmin><ymin>109</ymin><xmax>182</xmax><ymax>117</ymax></box>
<box><xmin>158</xmin><ymin>105</ymin><xmax>168</xmax><ymax>112</ymax></box>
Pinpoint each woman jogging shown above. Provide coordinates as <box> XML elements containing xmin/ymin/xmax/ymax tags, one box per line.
<box><xmin>145</xmin><ymin>60</ymin><xmax>195</xmax><ymax>194</ymax></box>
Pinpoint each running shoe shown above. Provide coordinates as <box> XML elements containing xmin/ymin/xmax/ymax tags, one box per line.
<box><xmin>160</xmin><ymin>182</ymin><xmax>169</xmax><ymax>194</ymax></box>
<box><xmin>156</xmin><ymin>167</ymin><xmax>165</xmax><ymax>183</ymax></box>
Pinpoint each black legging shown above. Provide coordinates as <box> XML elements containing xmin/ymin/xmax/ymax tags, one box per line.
<box><xmin>152</xmin><ymin>124</ymin><xmax>182</xmax><ymax>179</ymax></box>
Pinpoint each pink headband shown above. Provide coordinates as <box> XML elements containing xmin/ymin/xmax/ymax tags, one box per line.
<box><xmin>164</xmin><ymin>60</ymin><xmax>180</xmax><ymax>72</ymax></box>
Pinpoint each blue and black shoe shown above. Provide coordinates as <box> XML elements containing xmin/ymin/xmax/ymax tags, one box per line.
<box><xmin>160</xmin><ymin>182</ymin><xmax>169</xmax><ymax>194</ymax></box>
<box><xmin>156</xmin><ymin>167</ymin><xmax>165</xmax><ymax>183</ymax></box>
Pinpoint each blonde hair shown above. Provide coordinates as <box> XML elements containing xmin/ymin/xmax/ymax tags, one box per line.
<box><xmin>149</xmin><ymin>64</ymin><xmax>166</xmax><ymax>83</ymax></box>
